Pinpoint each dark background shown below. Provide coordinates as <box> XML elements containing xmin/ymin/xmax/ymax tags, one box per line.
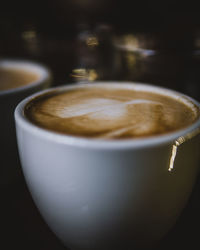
<box><xmin>1</xmin><ymin>1</ymin><xmax>200</xmax><ymax>249</ymax></box>
<box><xmin>1</xmin><ymin>1</ymin><xmax>200</xmax><ymax>96</ymax></box>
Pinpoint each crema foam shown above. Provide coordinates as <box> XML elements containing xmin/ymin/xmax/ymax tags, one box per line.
<box><xmin>25</xmin><ymin>85</ymin><xmax>199</xmax><ymax>139</ymax></box>
<box><xmin>0</xmin><ymin>67</ymin><xmax>40</xmax><ymax>91</ymax></box>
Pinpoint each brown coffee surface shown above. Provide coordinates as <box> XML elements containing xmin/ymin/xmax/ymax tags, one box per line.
<box><xmin>0</xmin><ymin>67</ymin><xmax>40</xmax><ymax>91</ymax></box>
<box><xmin>25</xmin><ymin>86</ymin><xmax>199</xmax><ymax>139</ymax></box>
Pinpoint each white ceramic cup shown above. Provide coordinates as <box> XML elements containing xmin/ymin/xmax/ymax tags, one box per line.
<box><xmin>0</xmin><ymin>59</ymin><xmax>51</xmax><ymax>185</ymax></box>
<box><xmin>15</xmin><ymin>82</ymin><xmax>200</xmax><ymax>249</ymax></box>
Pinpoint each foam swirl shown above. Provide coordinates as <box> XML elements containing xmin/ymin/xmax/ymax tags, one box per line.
<box><xmin>25</xmin><ymin>86</ymin><xmax>199</xmax><ymax>139</ymax></box>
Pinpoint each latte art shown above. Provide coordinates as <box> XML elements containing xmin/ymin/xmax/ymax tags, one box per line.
<box><xmin>25</xmin><ymin>86</ymin><xmax>199</xmax><ymax>139</ymax></box>
<box><xmin>57</xmin><ymin>98</ymin><xmax>160</xmax><ymax>119</ymax></box>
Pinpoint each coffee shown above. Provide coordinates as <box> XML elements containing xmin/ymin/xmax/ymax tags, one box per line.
<box><xmin>0</xmin><ymin>67</ymin><xmax>40</xmax><ymax>91</ymax></box>
<box><xmin>25</xmin><ymin>84</ymin><xmax>199</xmax><ymax>139</ymax></box>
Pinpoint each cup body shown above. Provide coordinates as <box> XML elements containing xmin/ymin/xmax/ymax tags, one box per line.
<box><xmin>15</xmin><ymin>82</ymin><xmax>200</xmax><ymax>249</ymax></box>
<box><xmin>0</xmin><ymin>59</ymin><xmax>51</xmax><ymax>185</ymax></box>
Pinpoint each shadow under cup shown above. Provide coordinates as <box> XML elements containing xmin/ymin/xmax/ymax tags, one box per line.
<box><xmin>15</xmin><ymin>82</ymin><xmax>200</xmax><ymax>249</ymax></box>
<box><xmin>0</xmin><ymin>60</ymin><xmax>51</xmax><ymax>186</ymax></box>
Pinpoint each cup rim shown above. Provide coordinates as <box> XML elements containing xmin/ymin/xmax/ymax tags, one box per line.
<box><xmin>0</xmin><ymin>59</ymin><xmax>51</xmax><ymax>96</ymax></box>
<box><xmin>15</xmin><ymin>81</ymin><xmax>200</xmax><ymax>150</ymax></box>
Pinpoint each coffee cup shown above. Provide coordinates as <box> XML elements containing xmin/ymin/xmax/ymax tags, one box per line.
<box><xmin>0</xmin><ymin>59</ymin><xmax>51</xmax><ymax>185</ymax></box>
<box><xmin>15</xmin><ymin>82</ymin><xmax>200</xmax><ymax>249</ymax></box>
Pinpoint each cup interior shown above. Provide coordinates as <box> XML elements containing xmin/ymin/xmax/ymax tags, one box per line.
<box><xmin>0</xmin><ymin>59</ymin><xmax>51</xmax><ymax>95</ymax></box>
<box><xmin>15</xmin><ymin>82</ymin><xmax>200</xmax><ymax>150</ymax></box>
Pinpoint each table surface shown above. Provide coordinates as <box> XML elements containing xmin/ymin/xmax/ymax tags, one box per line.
<box><xmin>2</xmin><ymin>174</ymin><xmax>200</xmax><ymax>250</ymax></box>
